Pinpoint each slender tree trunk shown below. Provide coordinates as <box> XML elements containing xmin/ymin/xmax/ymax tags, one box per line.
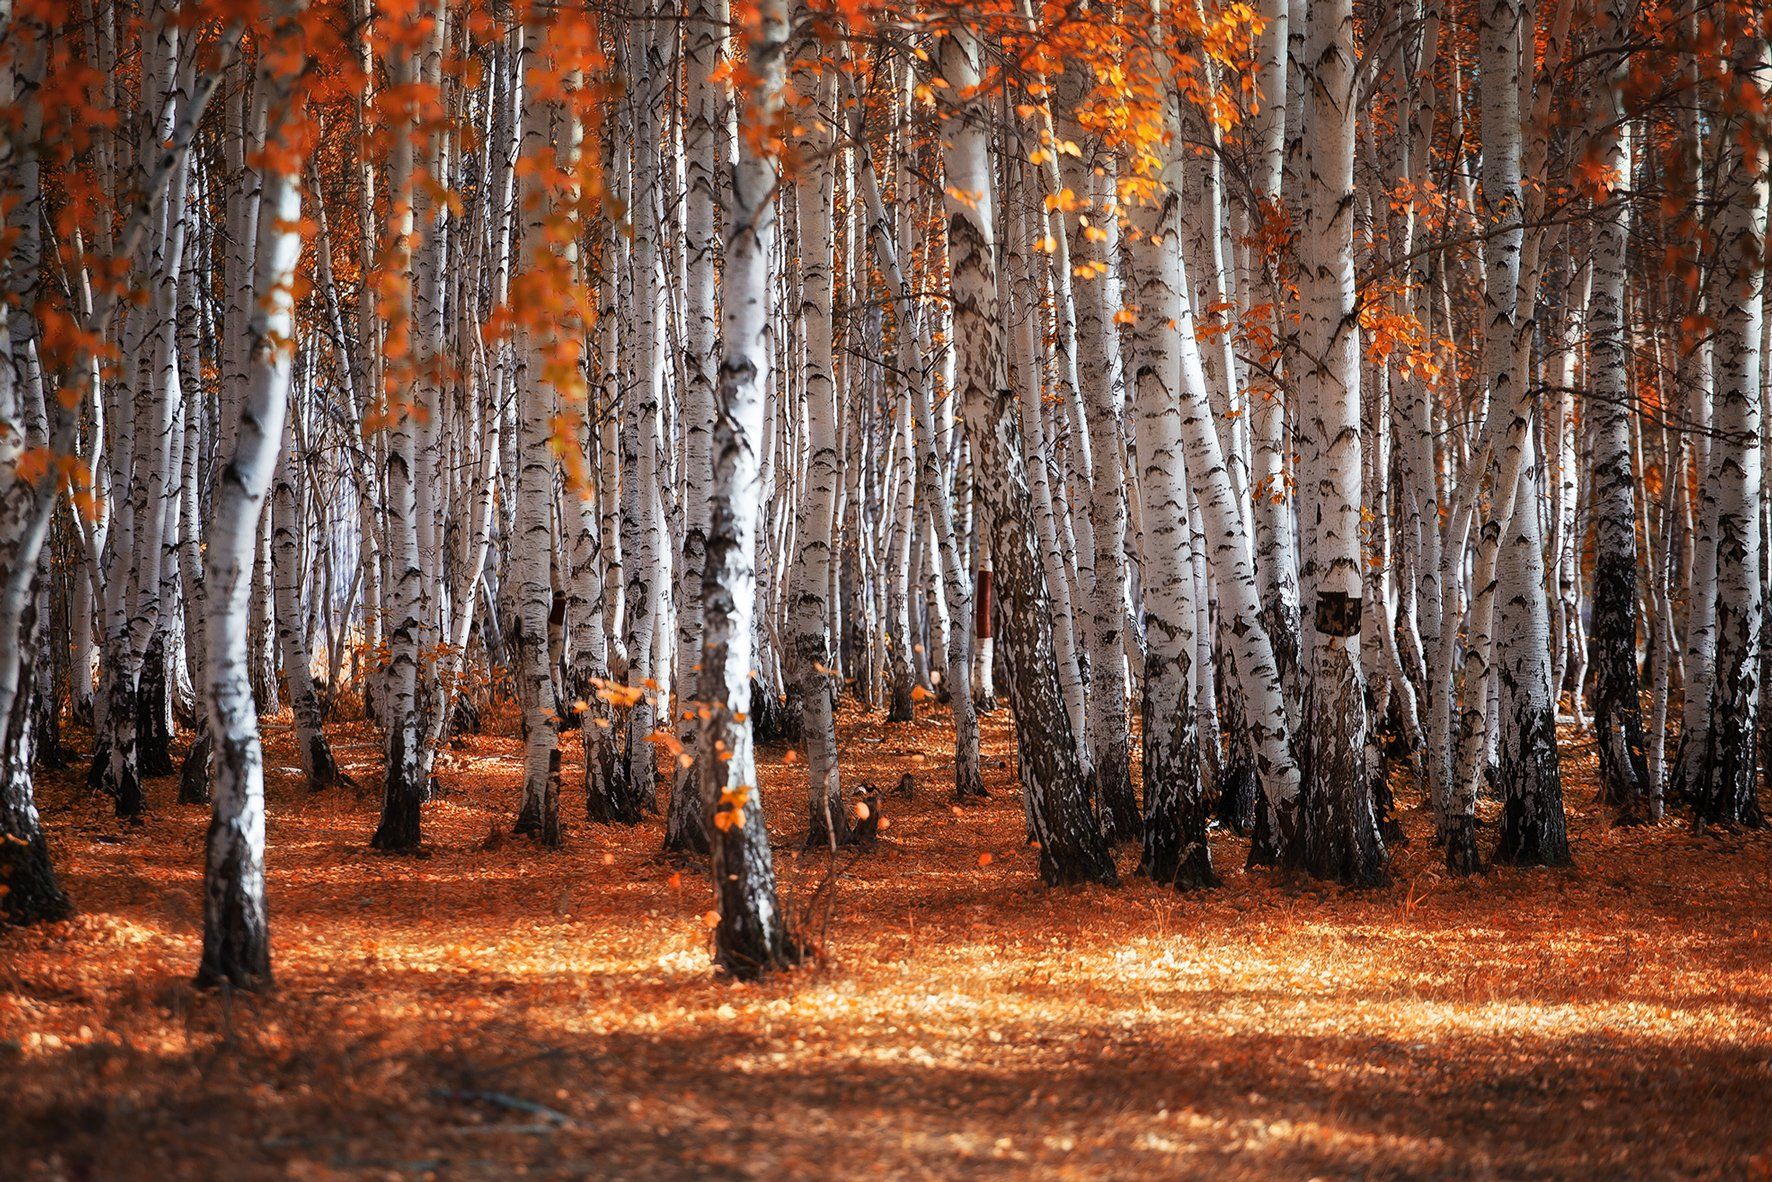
<box><xmin>511</xmin><ymin>21</ymin><xmax>561</xmax><ymax>847</ymax></box>
<box><xmin>271</xmin><ymin>415</ymin><xmax>346</xmax><ymax>792</ymax></box>
<box><xmin>792</xmin><ymin>63</ymin><xmax>849</xmax><ymax>847</ymax></box>
<box><xmin>1128</xmin><ymin>46</ymin><xmax>1214</xmax><ymax>886</ymax></box>
<box><xmin>1585</xmin><ymin>21</ymin><xmax>1652</xmax><ymax>820</ymax></box>
<box><xmin>1293</xmin><ymin>0</ymin><xmax>1386</xmax><ymax>885</ymax></box>
<box><xmin>665</xmin><ymin>0</ymin><xmax>726</xmax><ymax>854</ymax></box>
<box><xmin>937</xmin><ymin>28</ymin><xmax>1115</xmax><ymax>886</ymax></box>
<box><xmin>1690</xmin><ymin>32</ymin><xmax>1768</xmax><ymax>830</ymax></box>
<box><xmin>0</xmin><ymin>7</ymin><xmax>70</xmax><ymax>925</ymax></box>
<box><xmin>1056</xmin><ymin>58</ymin><xmax>1136</xmax><ymax>842</ymax></box>
<box><xmin>701</xmin><ymin>0</ymin><xmax>799</xmax><ymax>978</ymax></box>
<box><xmin>198</xmin><ymin>7</ymin><xmax>308</xmax><ymax>986</ymax></box>
<box><xmin>1493</xmin><ymin>432</ymin><xmax>1571</xmax><ymax>864</ymax></box>
<box><xmin>371</xmin><ymin>26</ymin><xmax>428</xmax><ymax>853</ymax></box>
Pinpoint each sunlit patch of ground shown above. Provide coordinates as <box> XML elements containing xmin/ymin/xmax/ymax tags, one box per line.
<box><xmin>3</xmin><ymin>701</ymin><xmax>1768</xmax><ymax>1180</ymax></box>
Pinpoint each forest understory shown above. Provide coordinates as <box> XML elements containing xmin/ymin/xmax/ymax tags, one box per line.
<box><xmin>4</xmin><ymin>701</ymin><xmax>1768</xmax><ymax>1182</ymax></box>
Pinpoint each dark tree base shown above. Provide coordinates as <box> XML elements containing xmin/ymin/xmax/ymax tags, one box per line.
<box><xmin>1690</xmin><ymin>730</ymin><xmax>1767</xmax><ymax>832</ymax></box>
<box><xmin>589</xmin><ymin>729</ymin><xmax>650</xmax><ymax>825</ymax></box>
<box><xmin>373</xmin><ymin>730</ymin><xmax>426</xmax><ymax>852</ymax></box>
<box><xmin>179</xmin><ymin>729</ymin><xmax>213</xmax><ymax>804</ymax></box>
<box><xmin>1216</xmin><ymin>760</ymin><xmax>1258</xmax><ymax>836</ymax></box>
<box><xmin>589</xmin><ymin>795</ymin><xmax>647</xmax><ymax>825</ymax></box>
<box><xmin>86</xmin><ymin>736</ymin><xmax>110</xmax><ymax>795</ymax></box>
<box><xmin>662</xmin><ymin>760</ymin><xmax>711</xmax><ymax>854</ymax></box>
<box><xmin>1495</xmin><ymin>699</ymin><xmax>1570</xmax><ymax>867</ymax></box>
<box><xmin>113</xmin><ymin>762</ymin><xmax>144</xmax><ymax>821</ymax></box>
<box><xmin>1245</xmin><ymin>794</ymin><xmax>1285</xmax><ymax>868</ymax></box>
<box><xmin>1298</xmin><ymin>660</ymin><xmax>1389</xmax><ymax>888</ymax></box>
<box><xmin>537</xmin><ymin>748</ymin><xmax>563</xmax><ymax>848</ymax></box>
<box><xmin>952</xmin><ymin>759</ymin><xmax>987</xmax><ymax>802</ymax></box>
<box><xmin>1444</xmin><ymin>814</ymin><xmax>1485</xmax><ymax>876</ymax></box>
<box><xmin>303</xmin><ymin>732</ymin><xmax>358</xmax><ymax>794</ymax></box>
<box><xmin>1299</xmin><ymin>807</ymin><xmax>1389</xmax><ymax>887</ymax></box>
<box><xmin>663</xmin><ymin>819</ymin><xmax>711</xmax><ymax>854</ymax></box>
<box><xmin>194</xmin><ymin>931</ymin><xmax>272</xmax><ymax>993</ymax></box>
<box><xmin>371</xmin><ymin>801</ymin><xmax>423</xmax><ymax>852</ymax></box>
<box><xmin>1372</xmin><ymin>751</ymin><xmax>1408</xmax><ymax>845</ymax></box>
<box><xmin>712</xmin><ymin>794</ymin><xmax>804</xmax><ymax>983</ymax></box>
<box><xmin>715</xmin><ymin>930</ymin><xmax>804</xmax><ymax>983</ymax></box>
<box><xmin>137</xmin><ymin>641</ymin><xmax>176</xmax><ymax>778</ymax></box>
<box><xmin>1689</xmin><ymin>633</ymin><xmax>1764</xmax><ymax>831</ymax></box>
<box><xmin>1140</xmin><ymin>842</ymin><xmax>1220</xmax><ymax>890</ymax></box>
<box><xmin>751</xmin><ymin>687</ymin><xmax>799</xmax><ymax>744</ymax></box>
<box><xmin>514</xmin><ymin>795</ymin><xmax>543</xmax><ymax>836</ymax></box>
<box><xmin>885</xmin><ymin>676</ymin><xmax>914</xmax><ymax>723</ymax></box>
<box><xmin>32</xmin><ymin>702</ymin><xmax>72</xmax><ymax>772</ymax></box>
<box><xmin>1034</xmin><ymin>824</ymin><xmax>1120</xmax><ymax>887</ymax></box>
<box><xmin>804</xmin><ymin>795</ymin><xmax>858</xmax><ymax>851</ymax></box>
<box><xmin>1138</xmin><ymin>685</ymin><xmax>1214</xmax><ymax>888</ymax></box>
<box><xmin>0</xmin><ymin>831</ymin><xmax>73</xmax><ymax>926</ymax></box>
<box><xmin>1493</xmin><ymin>796</ymin><xmax>1574</xmax><ymax>867</ymax></box>
<box><xmin>197</xmin><ymin>773</ymin><xmax>273</xmax><ymax>993</ymax></box>
<box><xmin>1092</xmin><ymin>748</ymin><xmax>1141</xmax><ymax>845</ymax></box>
<box><xmin>1590</xmin><ymin>554</ymin><xmax>1652</xmax><ymax>816</ymax></box>
<box><xmin>1595</xmin><ymin>712</ymin><xmax>1652</xmax><ymax>825</ymax></box>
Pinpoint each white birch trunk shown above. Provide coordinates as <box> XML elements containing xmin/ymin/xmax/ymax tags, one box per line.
<box><xmin>701</xmin><ymin>0</ymin><xmax>797</xmax><ymax>977</ymax></box>
<box><xmin>790</xmin><ymin>62</ymin><xmax>847</xmax><ymax>846</ymax></box>
<box><xmin>1293</xmin><ymin>0</ymin><xmax>1385</xmax><ymax>883</ymax></box>
<box><xmin>198</xmin><ymin>6</ymin><xmax>307</xmax><ymax>986</ymax></box>
<box><xmin>937</xmin><ymin>29</ymin><xmax>1114</xmax><ymax>885</ymax></box>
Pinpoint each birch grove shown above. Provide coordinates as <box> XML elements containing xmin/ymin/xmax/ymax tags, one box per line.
<box><xmin>0</xmin><ymin>0</ymin><xmax>1768</xmax><ymax>987</ymax></box>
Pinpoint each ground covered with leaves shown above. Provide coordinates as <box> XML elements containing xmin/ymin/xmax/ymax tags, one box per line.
<box><xmin>3</xmin><ymin>702</ymin><xmax>1769</xmax><ymax>1181</ymax></box>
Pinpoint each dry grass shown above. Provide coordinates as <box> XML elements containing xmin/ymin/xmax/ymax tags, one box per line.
<box><xmin>3</xmin><ymin>701</ymin><xmax>1769</xmax><ymax>1180</ymax></box>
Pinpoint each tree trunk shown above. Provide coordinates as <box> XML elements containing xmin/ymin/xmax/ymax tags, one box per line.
<box><xmin>272</xmin><ymin>414</ymin><xmax>346</xmax><ymax>792</ymax></box>
<box><xmin>1493</xmin><ymin>434</ymin><xmax>1571</xmax><ymax>865</ymax></box>
<box><xmin>665</xmin><ymin>0</ymin><xmax>726</xmax><ymax>854</ymax></box>
<box><xmin>938</xmin><ymin>28</ymin><xmax>1115</xmax><ymax>886</ymax></box>
<box><xmin>1127</xmin><ymin>55</ymin><xmax>1215</xmax><ymax>886</ymax></box>
<box><xmin>198</xmin><ymin>11</ymin><xmax>308</xmax><ymax>986</ymax></box>
<box><xmin>792</xmin><ymin>63</ymin><xmax>849</xmax><ymax>848</ymax></box>
<box><xmin>1294</xmin><ymin>0</ymin><xmax>1386</xmax><ymax>885</ymax></box>
<box><xmin>1585</xmin><ymin>17</ymin><xmax>1652</xmax><ymax>820</ymax></box>
<box><xmin>1055</xmin><ymin>59</ymin><xmax>1136</xmax><ymax>842</ymax></box>
<box><xmin>701</xmin><ymin>0</ymin><xmax>799</xmax><ymax>978</ymax></box>
<box><xmin>1690</xmin><ymin>31</ymin><xmax>1767</xmax><ymax>830</ymax></box>
<box><xmin>371</xmin><ymin>25</ymin><xmax>428</xmax><ymax>854</ymax></box>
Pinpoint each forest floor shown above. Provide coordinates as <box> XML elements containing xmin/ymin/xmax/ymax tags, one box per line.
<box><xmin>3</xmin><ymin>699</ymin><xmax>1770</xmax><ymax>1181</ymax></box>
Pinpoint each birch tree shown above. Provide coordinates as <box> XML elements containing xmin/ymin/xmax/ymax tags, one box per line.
<box><xmin>700</xmin><ymin>0</ymin><xmax>799</xmax><ymax>976</ymax></box>
<box><xmin>937</xmin><ymin>27</ymin><xmax>1115</xmax><ymax>886</ymax></box>
<box><xmin>791</xmin><ymin>59</ymin><xmax>847</xmax><ymax>846</ymax></box>
<box><xmin>1585</xmin><ymin>0</ymin><xmax>1652</xmax><ymax>821</ymax></box>
<box><xmin>1689</xmin><ymin>27</ymin><xmax>1768</xmax><ymax>830</ymax></box>
<box><xmin>1292</xmin><ymin>0</ymin><xmax>1386</xmax><ymax>885</ymax></box>
<box><xmin>1127</xmin><ymin>13</ymin><xmax>1214</xmax><ymax>887</ymax></box>
<box><xmin>198</xmin><ymin>0</ymin><xmax>310</xmax><ymax>988</ymax></box>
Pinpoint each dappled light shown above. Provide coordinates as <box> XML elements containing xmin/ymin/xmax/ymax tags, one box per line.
<box><xmin>5</xmin><ymin>706</ymin><xmax>1769</xmax><ymax>1179</ymax></box>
